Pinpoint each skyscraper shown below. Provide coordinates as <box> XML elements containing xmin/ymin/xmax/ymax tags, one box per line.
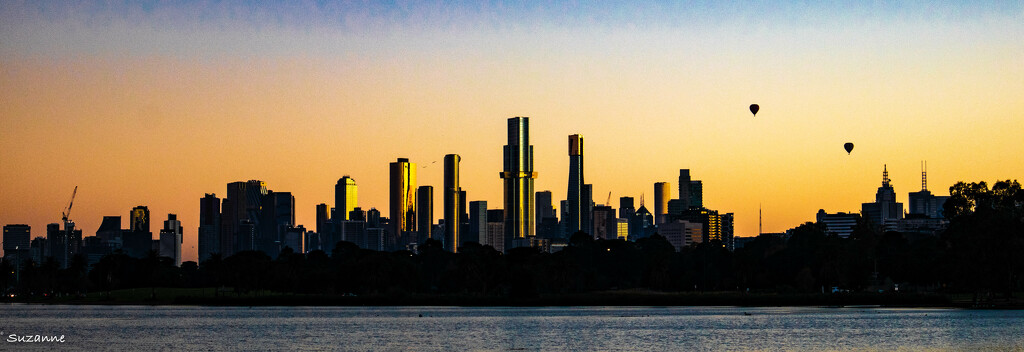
<box><xmin>130</xmin><ymin>206</ymin><xmax>150</xmax><ymax>233</ymax></box>
<box><xmin>862</xmin><ymin>165</ymin><xmax>904</xmax><ymax>231</ymax></box>
<box><xmin>3</xmin><ymin>224</ymin><xmax>30</xmax><ymax>264</ymax></box>
<box><xmin>220</xmin><ymin>182</ymin><xmax>245</xmax><ymax>257</ymax></box>
<box><xmin>260</xmin><ymin>191</ymin><xmax>295</xmax><ymax>256</ymax></box>
<box><xmin>159</xmin><ymin>213</ymin><xmax>182</xmax><ymax>266</ymax></box>
<box><xmin>678</xmin><ymin>169</ymin><xmax>691</xmax><ymax>210</ymax></box>
<box><xmin>443</xmin><ymin>154</ymin><xmax>461</xmax><ymax>252</ymax></box>
<box><xmin>535</xmin><ymin>191</ymin><xmax>558</xmax><ymax>239</ymax></box>
<box><xmin>315</xmin><ymin>203</ymin><xmax>330</xmax><ymax>238</ymax></box>
<box><xmin>654</xmin><ymin>182</ymin><xmax>670</xmax><ymax>224</ymax></box>
<box><xmin>417</xmin><ymin>185</ymin><xmax>434</xmax><ymax>244</ymax></box>
<box><xmin>581</xmin><ymin>184</ymin><xmax>593</xmax><ymax>235</ymax></box>
<box><xmin>221</xmin><ymin>180</ymin><xmax>267</xmax><ymax>256</ymax></box>
<box><xmin>468</xmin><ymin>200</ymin><xmax>487</xmax><ymax>245</ymax></box>
<box><xmin>689</xmin><ymin>180</ymin><xmax>703</xmax><ymax>209</ymax></box>
<box><xmin>335</xmin><ymin>176</ymin><xmax>357</xmax><ymax>221</ymax></box>
<box><xmin>198</xmin><ymin>193</ymin><xmax>220</xmax><ymax>263</ymax></box>
<box><xmin>566</xmin><ymin>134</ymin><xmax>584</xmax><ymax>236</ymax></box>
<box><xmin>618</xmin><ymin>197</ymin><xmax>635</xmax><ymax>220</ymax></box>
<box><xmin>125</xmin><ymin>205</ymin><xmax>151</xmax><ymax>258</ymax></box>
<box><xmin>390</xmin><ymin>158</ymin><xmax>417</xmax><ymax>250</ymax></box>
<box><xmin>535</xmin><ymin>191</ymin><xmax>555</xmax><ymax>222</ymax></box>
<box><xmin>501</xmin><ymin>117</ymin><xmax>537</xmax><ymax>247</ymax></box>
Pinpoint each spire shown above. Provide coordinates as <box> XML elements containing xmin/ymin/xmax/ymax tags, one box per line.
<box><xmin>921</xmin><ymin>161</ymin><xmax>927</xmax><ymax>191</ymax></box>
<box><xmin>639</xmin><ymin>193</ymin><xmax>645</xmax><ymax>207</ymax></box>
<box><xmin>882</xmin><ymin>164</ymin><xmax>890</xmax><ymax>188</ymax></box>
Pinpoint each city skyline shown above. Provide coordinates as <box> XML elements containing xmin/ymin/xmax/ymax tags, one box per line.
<box><xmin>2</xmin><ymin>2</ymin><xmax>1023</xmax><ymax>263</ymax></box>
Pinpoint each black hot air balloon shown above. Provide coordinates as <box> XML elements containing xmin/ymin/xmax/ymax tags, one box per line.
<box><xmin>844</xmin><ymin>142</ymin><xmax>854</xmax><ymax>155</ymax></box>
<box><xmin>749</xmin><ymin>104</ymin><xmax>759</xmax><ymax>116</ymax></box>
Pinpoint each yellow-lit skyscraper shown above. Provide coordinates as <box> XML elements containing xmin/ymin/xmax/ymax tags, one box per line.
<box><xmin>443</xmin><ymin>154</ymin><xmax>461</xmax><ymax>252</ymax></box>
<box><xmin>335</xmin><ymin>176</ymin><xmax>357</xmax><ymax>220</ymax></box>
<box><xmin>501</xmin><ymin>117</ymin><xmax>537</xmax><ymax>247</ymax></box>
<box><xmin>390</xmin><ymin>158</ymin><xmax>416</xmax><ymax>250</ymax></box>
<box><xmin>654</xmin><ymin>182</ymin><xmax>670</xmax><ymax>225</ymax></box>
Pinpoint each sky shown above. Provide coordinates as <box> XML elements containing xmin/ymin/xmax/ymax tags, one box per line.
<box><xmin>2</xmin><ymin>1</ymin><xmax>1022</xmax><ymax>263</ymax></box>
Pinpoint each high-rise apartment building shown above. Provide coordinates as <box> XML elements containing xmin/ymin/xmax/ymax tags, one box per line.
<box><xmin>501</xmin><ymin>117</ymin><xmax>537</xmax><ymax>247</ymax></box>
<box><xmin>198</xmin><ymin>193</ymin><xmax>220</xmax><ymax>263</ymax></box>
<box><xmin>443</xmin><ymin>154</ymin><xmax>461</xmax><ymax>252</ymax></box>
<box><xmin>390</xmin><ymin>158</ymin><xmax>417</xmax><ymax>250</ymax></box>
<box><xmin>468</xmin><ymin>200</ymin><xmax>487</xmax><ymax>245</ymax></box>
<box><xmin>417</xmin><ymin>185</ymin><xmax>434</xmax><ymax>244</ymax></box>
<box><xmin>566</xmin><ymin>134</ymin><xmax>584</xmax><ymax>236</ymax></box>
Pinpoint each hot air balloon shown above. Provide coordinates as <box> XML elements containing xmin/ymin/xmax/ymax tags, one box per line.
<box><xmin>844</xmin><ymin>142</ymin><xmax>854</xmax><ymax>155</ymax></box>
<box><xmin>749</xmin><ymin>104</ymin><xmax>759</xmax><ymax>116</ymax></box>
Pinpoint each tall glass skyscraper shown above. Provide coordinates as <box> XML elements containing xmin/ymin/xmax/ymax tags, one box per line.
<box><xmin>390</xmin><ymin>158</ymin><xmax>416</xmax><ymax>250</ymax></box>
<box><xmin>566</xmin><ymin>134</ymin><xmax>584</xmax><ymax>236</ymax></box>
<box><xmin>335</xmin><ymin>176</ymin><xmax>357</xmax><ymax>221</ymax></box>
<box><xmin>654</xmin><ymin>182</ymin><xmax>670</xmax><ymax>225</ymax></box>
<box><xmin>501</xmin><ymin>117</ymin><xmax>537</xmax><ymax>246</ymax></box>
<box><xmin>443</xmin><ymin>154</ymin><xmax>461</xmax><ymax>252</ymax></box>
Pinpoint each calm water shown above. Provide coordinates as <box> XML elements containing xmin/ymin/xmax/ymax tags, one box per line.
<box><xmin>1</xmin><ymin>305</ymin><xmax>1023</xmax><ymax>351</ymax></box>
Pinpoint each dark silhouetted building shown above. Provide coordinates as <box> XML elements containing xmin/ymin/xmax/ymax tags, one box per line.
<box><xmin>862</xmin><ymin>165</ymin><xmax>904</xmax><ymax>232</ymax></box>
<box><xmin>260</xmin><ymin>191</ymin><xmax>295</xmax><ymax>257</ymax></box>
<box><xmin>676</xmin><ymin>208</ymin><xmax>722</xmax><ymax>244</ymax></box>
<box><xmin>907</xmin><ymin>163</ymin><xmax>949</xmax><ymax>219</ymax></box>
<box><xmin>95</xmin><ymin>216</ymin><xmax>122</xmax><ymax>248</ymax></box>
<box><xmin>689</xmin><ymin>180</ymin><xmax>703</xmax><ymax>209</ymax></box>
<box><xmin>566</xmin><ymin>134</ymin><xmax>584</xmax><ymax>236</ymax></box>
<box><xmin>47</xmin><ymin>222</ymin><xmax>80</xmax><ymax>269</ymax></box>
<box><xmin>721</xmin><ymin>212</ymin><xmax>734</xmax><ymax>251</ymax></box>
<box><xmin>467</xmin><ymin>200</ymin><xmax>487</xmax><ymax>245</ymax></box>
<box><xmin>390</xmin><ymin>158</ymin><xmax>417</xmax><ymax>251</ymax></box>
<box><xmin>816</xmin><ymin>210</ymin><xmax>857</xmax><ymax>238</ymax></box>
<box><xmin>501</xmin><ymin>117</ymin><xmax>537</xmax><ymax>248</ymax></box>
<box><xmin>581</xmin><ymin>184</ymin><xmax>593</xmax><ymax>235</ymax></box>
<box><xmin>485</xmin><ymin>209</ymin><xmax>506</xmax><ymax>253</ymax></box>
<box><xmin>124</xmin><ymin>206</ymin><xmax>151</xmax><ymax>258</ymax></box>
<box><xmin>677</xmin><ymin>169</ymin><xmax>703</xmax><ymax>209</ymax></box>
<box><xmin>592</xmin><ymin>205</ymin><xmax>618</xmax><ymax>241</ymax></box>
<box><xmin>159</xmin><ymin>214</ymin><xmax>182</xmax><ymax>266</ymax></box>
<box><xmin>443</xmin><ymin>154</ymin><xmax>461</xmax><ymax>252</ymax></box>
<box><xmin>678</xmin><ymin>170</ymin><xmax>691</xmax><ymax>210</ymax></box>
<box><xmin>220</xmin><ymin>180</ymin><xmax>267</xmax><ymax>256</ymax></box>
<box><xmin>417</xmin><ymin>185</ymin><xmax>434</xmax><ymax>244</ymax></box>
<box><xmin>198</xmin><ymin>194</ymin><xmax>220</xmax><ymax>263</ymax></box>
<box><xmin>629</xmin><ymin>204</ymin><xmax>654</xmax><ymax>241</ymax></box>
<box><xmin>3</xmin><ymin>224</ymin><xmax>30</xmax><ymax>264</ymax></box>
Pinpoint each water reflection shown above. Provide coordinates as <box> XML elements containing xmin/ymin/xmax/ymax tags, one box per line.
<box><xmin>0</xmin><ymin>305</ymin><xmax>1022</xmax><ymax>351</ymax></box>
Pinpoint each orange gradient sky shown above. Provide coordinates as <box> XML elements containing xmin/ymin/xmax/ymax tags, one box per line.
<box><xmin>2</xmin><ymin>2</ymin><xmax>1023</xmax><ymax>263</ymax></box>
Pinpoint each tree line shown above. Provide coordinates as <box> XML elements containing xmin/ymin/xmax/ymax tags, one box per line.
<box><xmin>2</xmin><ymin>180</ymin><xmax>1021</xmax><ymax>300</ymax></box>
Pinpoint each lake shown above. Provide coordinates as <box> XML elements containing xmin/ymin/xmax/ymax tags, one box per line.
<box><xmin>1</xmin><ymin>305</ymin><xmax>1022</xmax><ymax>351</ymax></box>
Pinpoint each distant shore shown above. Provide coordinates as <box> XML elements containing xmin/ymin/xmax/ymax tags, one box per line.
<box><xmin>6</xmin><ymin>288</ymin><xmax>1022</xmax><ymax>309</ymax></box>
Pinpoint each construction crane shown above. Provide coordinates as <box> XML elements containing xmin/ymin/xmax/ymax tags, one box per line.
<box><xmin>606</xmin><ymin>192</ymin><xmax>612</xmax><ymax>206</ymax></box>
<box><xmin>61</xmin><ymin>186</ymin><xmax>78</xmax><ymax>225</ymax></box>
